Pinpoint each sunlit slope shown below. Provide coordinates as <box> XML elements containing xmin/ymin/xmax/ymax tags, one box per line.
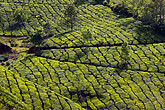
<box><xmin>39</xmin><ymin>43</ymin><xmax>165</xmax><ymax>72</ymax></box>
<box><xmin>1</xmin><ymin>0</ymin><xmax>165</xmax><ymax>109</ymax></box>
<box><xmin>0</xmin><ymin>66</ymin><xmax>85</xmax><ymax>110</ymax></box>
<box><xmin>8</xmin><ymin>53</ymin><xmax>165</xmax><ymax>109</ymax></box>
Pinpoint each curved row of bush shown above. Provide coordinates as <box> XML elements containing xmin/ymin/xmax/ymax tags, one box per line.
<box><xmin>7</xmin><ymin>53</ymin><xmax>165</xmax><ymax>109</ymax></box>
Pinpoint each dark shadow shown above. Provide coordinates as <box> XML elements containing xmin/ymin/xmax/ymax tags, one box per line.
<box><xmin>111</xmin><ymin>3</ymin><xmax>133</xmax><ymax>19</ymax></box>
<box><xmin>133</xmin><ymin>25</ymin><xmax>165</xmax><ymax>44</ymax></box>
<box><xmin>35</xmin><ymin>50</ymin><xmax>43</xmax><ymax>56</ymax></box>
<box><xmin>74</xmin><ymin>0</ymin><xmax>88</xmax><ymax>7</ymax></box>
<box><xmin>43</xmin><ymin>30</ymin><xmax>75</xmax><ymax>40</ymax></box>
<box><xmin>110</xmin><ymin>3</ymin><xmax>165</xmax><ymax>44</ymax></box>
<box><xmin>115</xmin><ymin>16</ymin><xmax>165</xmax><ymax>44</ymax></box>
<box><xmin>74</xmin><ymin>0</ymin><xmax>105</xmax><ymax>7</ymax></box>
<box><xmin>112</xmin><ymin>6</ymin><xmax>133</xmax><ymax>19</ymax></box>
<box><xmin>116</xmin><ymin>14</ymin><xmax>131</xmax><ymax>19</ymax></box>
<box><xmin>0</xmin><ymin>43</ymin><xmax>12</xmax><ymax>54</ymax></box>
<box><xmin>5</xmin><ymin>23</ymin><xmax>24</xmax><ymax>31</ymax></box>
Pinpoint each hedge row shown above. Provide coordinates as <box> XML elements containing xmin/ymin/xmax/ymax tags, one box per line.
<box><xmin>7</xmin><ymin>53</ymin><xmax>165</xmax><ymax>109</ymax></box>
<box><xmin>0</xmin><ymin>65</ymin><xmax>85</xmax><ymax>110</ymax></box>
<box><xmin>39</xmin><ymin>43</ymin><xmax>165</xmax><ymax>72</ymax></box>
<box><xmin>0</xmin><ymin>2</ymin><xmax>164</xmax><ymax>46</ymax></box>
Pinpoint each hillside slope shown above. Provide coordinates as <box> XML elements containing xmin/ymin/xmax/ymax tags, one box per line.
<box><xmin>0</xmin><ymin>0</ymin><xmax>165</xmax><ymax>109</ymax></box>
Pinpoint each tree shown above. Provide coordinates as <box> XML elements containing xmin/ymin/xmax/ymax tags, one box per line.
<box><xmin>81</xmin><ymin>28</ymin><xmax>93</xmax><ymax>55</ymax></box>
<box><xmin>147</xmin><ymin>0</ymin><xmax>165</xmax><ymax>27</ymax></box>
<box><xmin>30</xmin><ymin>28</ymin><xmax>45</xmax><ymax>49</ymax></box>
<box><xmin>63</xmin><ymin>4</ymin><xmax>78</xmax><ymax>30</ymax></box>
<box><xmin>43</xmin><ymin>21</ymin><xmax>53</xmax><ymax>36</ymax></box>
<box><xmin>121</xmin><ymin>0</ymin><xmax>165</xmax><ymax>31</ymax></box>
<box><xmin>119</xmin><ymin>42</ymin><xmax>130</xmax><ymax>68</ymax></box>
<box><xmin>13</xmin><ymin>8</ymin><xmax>28</xmax><ymax>24</ymax></box>
<box><xmin>81</xmin><ymin>29</ymin><xmax>93</xmax><ymax>41</ymax></box>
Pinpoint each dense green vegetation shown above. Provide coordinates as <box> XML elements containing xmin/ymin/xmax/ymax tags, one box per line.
<box><xmin>0</xmin><ymin>0</ymin><xmax>165</xmax><ymax>109</ymax></box>
<box><xmin>108</xmin><ymin>0</ymin><xmax>165</xmax><ymax>33</ymax></box>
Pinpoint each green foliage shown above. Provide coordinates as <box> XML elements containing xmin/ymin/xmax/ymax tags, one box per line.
<box><xmin>120</xmin><ymin>42</ymin><xmax>130</xmax><ymax>68</ymax></box>
<box><xmin>122</xmin><ymin>0</ymin><xmax>144</xmax><ymax>16</ymax></box>
<box><xmin>0</xmin><ymin>65</ymin><xmax>85</xmax><ymax>110</ymax></box>
<box><xmin>63</xmin><ymin>4</ymin><xmax>78</xmax><ymax>30</ymax></box>
<box><xmin>0</xmin><ymin>86</ymin><xmax>27</xmax><ymax>110</ymax></box>
<box><xmin>0</xmin><ymin>9</ymin><xmax>5</xmax><ymax>23</ymax></box>
<box><xmin>13</xmin><ymin>8</ymin><xmax>29</xmax><ymax>24</ymax></box>
<box><xmin>74</xmin><ymin>0</ymin><xmax>89</xmax><ymax>6</ymax></box>
<box><xmin>9</xmin><ymin>55</ymin><xmax>165</xmax><ymax>109</ymax></box>
<box><xmin>74</xmin><ymin>0</ymin><xmax>107</xmax><ymax>5</ymax></box>
<box><xmin>81</xmin><ymin>28</ymin><xmax>93</xmax><ymax>41</ymax></box>
<box><xmin>121</xmin><ymin>0</ymin><xmax>165</xmax><ymax>30</ymax></box>
<box><xmin>0</xmin><ymin>54</ymin><xmax>9</xmax><ymax>62</ymax></box>
<box><xmin>1</xmin><ymin>1</ymin><xmax>165</xmax><ymax>109</ymax></box>
<box><xmin>30</xmin><ymin>28</ymin><xmax>45</xmax><ymax>46</ymax></box>
<box><xmin>143</xmin><ymin>0</ymin><xmax>165</xmax><ymax>32</ymax></box>
<box><xmin>39</xmin><ymin>42</ymin><xmax>165</xmax><ymax>72</ymax></box>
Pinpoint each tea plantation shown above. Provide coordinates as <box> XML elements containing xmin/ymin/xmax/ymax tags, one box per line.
<box><xmin>0</xmin><ymin>0</ymin><xmax>165</xmax><ymax>109</ymax></box>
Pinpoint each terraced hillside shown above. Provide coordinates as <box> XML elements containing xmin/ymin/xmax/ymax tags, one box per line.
<box><xmin>0</xmin><ymin>0</ymin><xmax>165</xmax><ymax>110</ymax></box>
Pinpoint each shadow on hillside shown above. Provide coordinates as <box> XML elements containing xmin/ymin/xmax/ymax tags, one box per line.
<box><xmin>116</xmin><ymin>18</ymin><xmax>135</xmax><ymax>26</ymax></box>
<box><xmin>5</xmin><ymin>23</ymin><xmax>24</xmax><ymax>31</ymax></box>
<box><xmin>111</xmin><ymin>3</ymin><xmax>133</xmax><ymax>19</ymax></box>
<box><xmin>55</xmin><ymin>30</ymin><xmax>75</xmax><ymax>38</ymax></box>
<box><xmin>113</xmin><ymin>11</ymin><xmax>133</xmax><ymax>19</ymax></box>
<box><xmin>74</xmin><ymin>0</ymin><xmax>87</xmax><ymax>7</ymax></box>
<box><xmin>133</xmin><ymin>25</ymin><xmax>165</xmax><ymax>44</ymax></box>
<box><xmin>43</xmin><ymin>30</ymin><xmax>76</xmax><ymax>40</ymax></box>
<box><xmin>116</xmin><ymin>19</ymin><xmax>165</xmax><ymax>44</ymax></box>
<box><xmin>112</xmin><ymin>5</ymin><xmax>165</xmax><ymax>44</ymax></box>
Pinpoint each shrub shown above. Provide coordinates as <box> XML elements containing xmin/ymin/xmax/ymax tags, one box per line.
<box><xmin>81</xmin><ymin>29</ymin><xmax>93</xmax><ymax>41</ymax></box>
<box><xmin>13</xmin><ymin>8</ymin><xmax>29</xmax><ymax>24</ymax></box>
<box><xmin>30</xmin><ymin>28</ymin><xmax>45</xmax><ymax>48</ymax></box>
<box><xmin>119</xmin><ymin>42</ymin><xmax>130</xmax><ymax>68</ymax></box>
